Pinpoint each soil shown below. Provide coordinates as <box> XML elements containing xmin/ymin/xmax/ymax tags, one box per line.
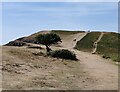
<box><xmin>1</xmin><ymin>32</ymin><xmax>118</xmax><ymax>90</ymax></box>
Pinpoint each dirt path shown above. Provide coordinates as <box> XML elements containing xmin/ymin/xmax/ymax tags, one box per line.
<box><xmin>60</xmin><ymin>32</ymin><xmax>88</xmax><ymax>49</ymax></box>
<box><xmin>92</xmin><ymin>32</ymin><xmax>104</xmax><ymax>54</ymax></box>
<box><xmin>71</xmin><ymin>32</ymin><xmax>88</xmax><ymax>49</ymax></box>
<box><xmin>2</xmin><ymin>32</ymin><xmax>118</xmax><ymax>90</ymax></box>
<box><xmin>59</xmin><ymin>32</ymin><xmax>118</xmax><ymax>90</ymax></box>
<box><xmin>72</xmin><ymin>49</ymin><xmax>118</xmax><ymax>90</ymax></box>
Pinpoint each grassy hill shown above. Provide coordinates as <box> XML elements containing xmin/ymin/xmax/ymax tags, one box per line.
<box><xmin>97</xmin><ymin>32</ymin><xmax>120</xmax><ymax>62</ymax></box>
<box><xmin>2</xmin><ymin>30</ymin><xmax>119</xmax><ymax>90</ymax></box>
<box><xmin>75</xmin><ymin>32</ymin><xmax>120</xmax><ymax>62</ymax></box>
<box><xmin>5</xmin><ymin>30</ymin><xmax>84</xmax><ymax>46</ymax></box>
<box><xmin>75</xmin><ymin>32</ymin><xmax>101</xmax><ymax>52</ymax></box>
<box><xmin>5</xmin><ymin>30</ymin><xmax>119</xmax><ymax>62</ymax></box>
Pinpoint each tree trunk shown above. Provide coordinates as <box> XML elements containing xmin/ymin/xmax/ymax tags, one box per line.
<box><xmin>46</xmin><ymin>45</ymin><xmax>51</xmax><ymax>52</ymax></box>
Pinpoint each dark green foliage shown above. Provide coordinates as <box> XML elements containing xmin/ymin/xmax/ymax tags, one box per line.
<box><xmin>75</xmin><ymin>32</ymin><xmax>101</xmax><ymax>52</ymax></box>
<box><xmin>50</xmin><ymin>49</ymin><xmax>77</xmax><ymax>60</ymax></box>
<box><xmin>35</xmin><ymin>33</ymin><xmax>61</xmax><ymax>52</ymax></box>
<box><xmin>36</xmin><ymin>33</ymin><xmax>61</xmax><ymax>46</ymax></box>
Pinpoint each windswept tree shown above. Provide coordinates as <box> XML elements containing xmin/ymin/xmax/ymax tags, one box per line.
<box><xmin>36</xmin><ymin>33</ymin><xmax>62</xmax><ymax>52</ymax></box>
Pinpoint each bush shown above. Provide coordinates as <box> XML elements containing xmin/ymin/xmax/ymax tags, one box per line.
<box><xmin>50</xmin><ymin>49</ymin><xmax>77</xmax><ymax>60</ymax></box>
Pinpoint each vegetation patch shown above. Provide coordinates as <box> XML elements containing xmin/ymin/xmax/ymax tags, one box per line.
<box><xmin>97</xmin><ymin>32</ymin><xmax>120</xmax><ymax>62</ymax></box>
<box><xmin>49</xmin><ymin>49</ymin><xmax>78</xmax><ymax>61</ymax></box>
<box><xmin>75</xmin><ymin>32</ymin><xmax>101</xmax><ymax>52</ymax></box>
<box><xmin>35</xmin><ymin>33</ymin><xmax>62</xmax><ymax>52</ymax></box>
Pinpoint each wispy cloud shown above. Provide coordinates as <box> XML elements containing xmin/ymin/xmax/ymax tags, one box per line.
<box><xmin>3</xmin><ymin>2</ymin><xmax>117</xmax><ymax>17</ymax></box>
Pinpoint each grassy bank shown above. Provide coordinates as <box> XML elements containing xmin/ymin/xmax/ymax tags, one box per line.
<box><xmin>75</xmin><ymin>32</ymin><xmax>101</xmax><ymax>52</ymax></box>
<box><xmin>97</xmin><ymin>32</ymin><xmax>120</xmax><ymax>62</ymax></box>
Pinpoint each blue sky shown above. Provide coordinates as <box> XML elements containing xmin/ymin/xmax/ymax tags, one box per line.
<box><xmin>2</xmin><ymin>2</ymin><xmax>118</xmax><ymax>44</ymax></box>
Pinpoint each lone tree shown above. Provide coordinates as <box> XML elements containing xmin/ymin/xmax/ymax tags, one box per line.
<box><xmin>36</xmin><ymin>33</ymin><xmax>62</xmax><ymax>52</ymax></box>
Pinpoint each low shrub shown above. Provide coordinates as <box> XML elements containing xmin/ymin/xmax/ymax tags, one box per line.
<box><xmin>50</xmin><ymin>49</ymin><xmax>77</xmax><ymax>60</ymax></box>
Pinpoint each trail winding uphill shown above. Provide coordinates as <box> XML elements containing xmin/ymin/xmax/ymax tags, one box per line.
<box><xmin>2</xmin><ymin>31</ymin><xmax>118</xmax><ymax>90</ymax></box>
<box><xmin>59</xmin><ymin>32</ymin><xmax>118</xmax><ymax>90</ymax></box>
<box><xmin>60</xmin><ymin>32</ymin><xmax>88</xmax><ymax>49</ymax></box>
<box><xmin>72</xmin><ymin>49</ymin><xmax>118</xmax><ymax>90</ymax></box>
<box><xmin>92</xmin><ymin>32</ymin><xmax>104</xmax><ymax>54</ymax></box>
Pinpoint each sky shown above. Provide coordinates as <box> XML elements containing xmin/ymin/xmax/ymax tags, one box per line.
<box><xmin>2</xmin><ymin>2</ymin><xmax>118</xmax><ymax>44</ymax></box>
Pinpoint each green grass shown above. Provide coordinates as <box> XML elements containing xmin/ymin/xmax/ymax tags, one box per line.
<box><xmin>75</xmin><ymin>32</ymin><xmax>120</xmax><ymax>62</ymax></box>
<box><xmin>97</xmin><ymin>32</ymin><xmax>120</xmax><ymax>62</ymax></box>
<box><xmin>75</xmin><ymin>32</ymin><xmax>101</xmax><ymax>52</ymax></box>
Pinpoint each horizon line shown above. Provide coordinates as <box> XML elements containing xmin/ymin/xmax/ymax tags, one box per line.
<box><xmin>1</xmin><ymin>29</ymin><xmax>119</xmax><ymax>45</ymax></box>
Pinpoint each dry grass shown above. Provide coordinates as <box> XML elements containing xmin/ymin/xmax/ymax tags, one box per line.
<box><xmin>2</xmin><ymin>46</ymin><xmax>91</xmax><ymax>90</ymax></box>
<box><xmin>2</xmin><ymin>31</ymin><xmax>118</xmax><ymax>90</ymax></box>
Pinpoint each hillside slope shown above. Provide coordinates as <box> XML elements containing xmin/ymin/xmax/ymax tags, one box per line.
<box><xmin>97</xmin><ymin>32</ymin><xmax>120</xmax><ymax>62</ymax></box>
<box><xmin>75</xmin><ymin>32</ymin><xmax>101</xmax><ymax>52</ymax></box>
<box><xmin>51</xmin><ymin>30</ymin><xmax>87</xmax><ymax>48</ymax></box>
<box><xmin>75</xmin><ymin>32</ymin><xmax>120</xmax><ymax>62</ymax></box>
<box><xmin>2</xmin><ymin>46</ymin><xmax>97</xmax><ymax>90</ymax></box>
<box><xmin>5</xmin><ymin>31</ymin><xmax>50</xmax><ymax>46</ymax></box>
<box><xmin>5</xmin><ymin>30</ymin><xmax>120</xmax><ymax>62</ymax></box>
<box><xmin>2</xmin><ymin>45</ymin><xmax>118</xmax><ymax>90</ymax></box>
<box><xmin>2</xmin><ymin>30</ymin><xmax>118</xmax><ymax>90</ymax></box>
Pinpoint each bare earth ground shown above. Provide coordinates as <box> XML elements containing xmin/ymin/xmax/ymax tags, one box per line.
<box><xmin>2</xmin><ymin>46</ymin><xmax>94</xmax><ymax>90</ymax></box>
<box><xmin>2</xmin><ymin>32</ymin><xmax>118</xmax><ymax>90</ymax></box>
